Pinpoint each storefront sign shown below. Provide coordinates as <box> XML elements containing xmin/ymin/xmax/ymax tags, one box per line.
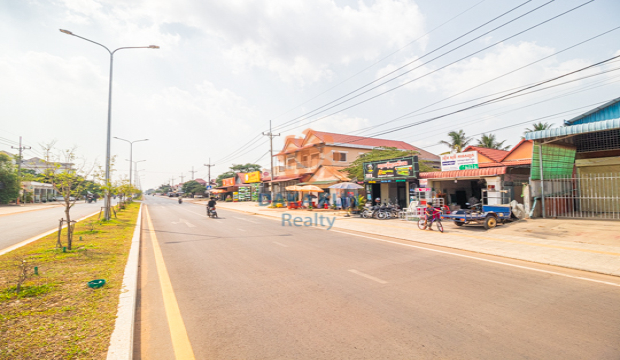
<box><xmin>415</xmin><ymin>188</ymin><xmax>431</xmax><ymax>192</ymax></box>
<box><xmin>440</xmin><ymin>151</ymin><xmax>479</xmax><ymax>171</ymax></box>
<box><xmin>244</xmin><ymin>171</ymin><xmax>261</xmax><ymax>183</ymax></box>
<box><xmin>419</xmin><ymin>179</ymin><xmax>428</xmax><ymax>186</ymax></box>
<box><xmin>223</xmin><ymin>177</ymin><xmax>235</xmax><ymax>187</ymax></box>
<box><xmin>363</xmin><ymin>156</ymin><xmax>419</xmax><ymax>181</ymax></box>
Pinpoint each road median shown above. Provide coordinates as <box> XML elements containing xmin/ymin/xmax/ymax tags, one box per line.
<box><xmin>0</xmin><ymin>202</ymin><xmax>141</xmax><ymax>359</ymax></box>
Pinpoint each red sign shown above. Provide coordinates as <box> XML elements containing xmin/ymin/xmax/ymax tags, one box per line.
<box><xmin>223</xmin><ymin>178</ymin><xmax>235</xmax><ymax>187</ymax></box>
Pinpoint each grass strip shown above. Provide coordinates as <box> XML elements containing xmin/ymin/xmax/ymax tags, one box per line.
<box><xmin>0</xmin><ymin>202</ymin><xmax>141</xmax><ymax>359</ymax></box>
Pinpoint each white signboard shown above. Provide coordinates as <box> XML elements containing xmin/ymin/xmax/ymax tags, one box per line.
<box><xmin>440</xmin><ymin>151</ymin><xmax>479</xmax><ymax>171</ymax></box>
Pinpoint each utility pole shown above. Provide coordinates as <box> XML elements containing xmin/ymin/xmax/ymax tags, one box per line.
<box><xmin>262</xmin><ymin>121</ymin><xmax>280</xmax><ymax>203</ymax></box>
<box><xmin>203</xmin><ymin>158</ymin><xmax>215</xmax><ymax>186</ymax></box>
<box><xmin>189</xmin><ymin>166</ymin><xmax>197</xmax><ymax>180</ymax></box>
<box><xmin>11</xmin><ymin>136</ymin><xmax>31</xmax><ymax>178</ymax></box>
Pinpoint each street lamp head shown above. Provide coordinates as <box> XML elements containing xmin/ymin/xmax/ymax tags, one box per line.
<box><xmin>148</xmin><ymin>45</ymin><xmax>160</xmax><ymax>49</ymax></box>
<box><xmin>59</xmin><ymin>29</ymin><xmax>73</xmax><ymax>35</ymax></box>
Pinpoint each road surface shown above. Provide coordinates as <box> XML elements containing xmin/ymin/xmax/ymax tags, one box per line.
<box><xmin>136</xmin><ymin>195</ymin><xmax>620</xmax><ymax>359</ymax></box>
<box><xmin>0</xmin><ymin>200</ymin><xmax>116</xmax><ymax>251</ymax></box>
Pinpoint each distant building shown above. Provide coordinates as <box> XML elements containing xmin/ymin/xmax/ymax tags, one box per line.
<box><xmin>20</xmin><ymin>157</ymin><xmax>74</xmax><ymax>174</ymax></box>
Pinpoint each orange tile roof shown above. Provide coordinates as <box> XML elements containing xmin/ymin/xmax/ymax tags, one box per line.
<box><xmin>463</xmin><ymin>146</ymin><xmax>509</xmax><ymax>163</ymax></box>
<box><xmin>420</xmin><ymin>167</ymin><xmax>507</xmax><ymax>179</ymax></box>
<box><xmin>307</xmin><ymin>130</ymin><xmax>439</xmax><ymax>161</ymax></box>
<box><xmin>499</xmin><ymin>139</ymin><xmax>533</xmax><ymax>162</ymax></box>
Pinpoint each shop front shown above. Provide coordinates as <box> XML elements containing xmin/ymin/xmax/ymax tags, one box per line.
<box><xmin>362</xmin><ymin>156</ymin><xmax>419</xmax><ymax>208</ymax></box>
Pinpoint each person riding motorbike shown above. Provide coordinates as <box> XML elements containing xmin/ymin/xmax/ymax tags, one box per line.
<box><xmin>207</xmin><ymin>197</ymin><xmax>217</xmax><ymax>216</ymax></box>
<box><xmin>178</xmin><ymin>197</ymin><xmax>183</xmax><ymax>204</ymax></box>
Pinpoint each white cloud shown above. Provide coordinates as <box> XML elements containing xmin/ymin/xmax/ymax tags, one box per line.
<box><xmin>54</xmin><ymin>0</ymin><xmax>427</xmax><ymax>86</ymax></box>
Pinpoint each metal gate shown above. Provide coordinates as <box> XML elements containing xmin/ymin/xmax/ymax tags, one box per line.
<box><xmin>542</xmin><ymin>173</ymin><xmax>620</xmax><ymax>219</ymax></box>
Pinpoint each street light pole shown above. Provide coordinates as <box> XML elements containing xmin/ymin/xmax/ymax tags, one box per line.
<box><xmin>60</xmin><ymin>29</ymin><xmax>158</xmax><ymax>220</ymax></box>
<box><xmin>114</xmin><ymin>137</ymin><xmax>148</xmax><ymax>188</ymax></box>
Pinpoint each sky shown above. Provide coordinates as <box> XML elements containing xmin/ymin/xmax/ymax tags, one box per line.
<box><xmin>1</xmin><ymin>0</ymin><xmax>620</xmax><ymax>190</ymax></box>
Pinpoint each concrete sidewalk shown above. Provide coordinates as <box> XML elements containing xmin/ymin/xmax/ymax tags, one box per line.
<box><xmin>197</xmin><ymin>200</ymin><xmax>620</xmax><ymax>277</ymax></box>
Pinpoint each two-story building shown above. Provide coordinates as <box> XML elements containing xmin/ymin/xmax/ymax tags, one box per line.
<box><xmin>264</xmin><ymin>128</ymin><xmax>439</xmax><ymax>199</ymax></box>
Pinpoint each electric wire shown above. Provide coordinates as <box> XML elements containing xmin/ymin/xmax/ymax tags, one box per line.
<box><xmin>319</xmin><ymin>53</ymin><xmax>620</xmax><ymax>148</ymax></box>
<box><xmin>272</xmin><ymin>0</ymin><xmax>546</xmax><ymax>132</ymax></box>
<box><xmin>211</xmin><ymin>0</ymin><xmax>488</xmax><ymax>165</ymax></box>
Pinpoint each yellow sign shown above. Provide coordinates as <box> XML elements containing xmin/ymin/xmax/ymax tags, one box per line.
<box><xmin>244</xmin><ymin>171</ymin><xmax>261</xmax><ymax>183</ymax></box>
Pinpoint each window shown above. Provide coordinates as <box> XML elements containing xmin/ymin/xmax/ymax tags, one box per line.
<box><xmin>332</xmin><ymin>152</ymin><xmax>347</xmax><ymax>162</ymax></box>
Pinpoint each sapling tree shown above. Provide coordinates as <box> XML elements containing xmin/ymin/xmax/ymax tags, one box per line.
<box><xmin>39</xmin><ymin>145</ymin><xmax>93</xmax><ymax>250</ymax></box>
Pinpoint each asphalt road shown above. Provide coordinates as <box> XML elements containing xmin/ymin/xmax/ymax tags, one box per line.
<box><xmin>0</xmin><ymin>200</ymin><xmax>116</xmax><ymax>251</ymax></box>
<box><xmin>136</xmin><ymin>196</ymin><xmax>620</xmax><ymax>359</ymax></box>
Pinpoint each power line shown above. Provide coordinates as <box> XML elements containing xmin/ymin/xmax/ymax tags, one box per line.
<box><xmin>266</xmin><ymin>0</ymin><xmax>489</xmax><ymax>128</ymax></box>
<box><xmin>355</xmin><ymin>25</ymin><xmax>620</xmax><ymax>134</ymax></box>
<box><xmin>355</xmin><ymin>52</ymin><xmax>620</xmax><ymax>141</ymax></box>
<box><xmin>272</xmin><ymin>0</ymin><xmax>563</xmax><ymax>133</ymax></box>
<box><xmin>425</xmin><ymin>98</ymin><xmax>614</xmax><ymax>150</ymax></box>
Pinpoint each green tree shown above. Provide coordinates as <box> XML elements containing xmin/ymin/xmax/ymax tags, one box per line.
<box><xmin>524</xmin><ymin>122</ymin><xmax>553</xmax><ymax>134</ymax></box>
<box><xmin>476</xmin><ymin>133</ymin><xmax>510</xmax><ymax>150</ymax></box>
<box><xmin>439</xmin><ymin>130</ymin><xmax>472</xmax><ymax>153</ymax></box>
<box><xmin>182</xmin><ymin>180</ymin><xmax>206</xmax><ymax>196</ymax></box>
<box><xmin>0</xmin><ymin>153</ymin><xmax>20</xmax><ymax>204</ymax></box>
<box><xmin>157</xmin><ymin>183</ymin><xmax>172</xmax><ymax>193</ymax></box>
<box><xmin>342</xmin><ymin>147</ymin><xmax>434</xmax><ymax>180</ymax></box>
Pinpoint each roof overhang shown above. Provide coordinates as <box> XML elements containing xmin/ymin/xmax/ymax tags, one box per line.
<box><xmin>420</xmin><ymin>167</ymin><xmax>507</xmax><ymax>180</ymax></box>
<box><xmin>525</xmin><ymin>118</ymin><xmax>620</xmax><ymax>141</ymax></box>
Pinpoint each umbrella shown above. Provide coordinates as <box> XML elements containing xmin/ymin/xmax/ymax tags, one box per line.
<box><xmin>328</xmin><ymin>182</ymin><xmax>363</xmax><ymax>190</ymax></box>
<box><xmin>299</xmin><ymin>185</ymin><xmax>324</xmax><ymax>192</ymax></box>
<box><xmin>285</xmin><ymin>185</ymin><xmax>305</xmax><ymax>204</ymax></box>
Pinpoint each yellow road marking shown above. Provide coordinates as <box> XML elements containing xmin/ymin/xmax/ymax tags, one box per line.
<box><xmin>145</xmin><ymin>206</ymin><xmax>196</xmax><ymax>360</ymax></box>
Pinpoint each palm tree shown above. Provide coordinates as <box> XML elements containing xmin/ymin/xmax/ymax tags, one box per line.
<box><xmin>476</xmin><ymin>133</ymin><xmax>510</xmax><ymax>150</ymax></box>
<box><xmin>439</xmin><ymin>130</ymin><xmax>472</xmax><ymax>153</ymax></box>
<box><xmin>524</xmin><ymin>122</ymin><xmax>553</xmax><ymax>134</ymax></box>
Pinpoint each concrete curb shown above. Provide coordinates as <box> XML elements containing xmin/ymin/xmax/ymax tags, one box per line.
<box><xmin>0</xmin><ymin>210</ymin><xmax>100</xmax><ymax>256</ymax></box>
<box><xmin>106</xmin><ymin>203</ymin><xmax>143</xmax><ymax>360</ymax></box>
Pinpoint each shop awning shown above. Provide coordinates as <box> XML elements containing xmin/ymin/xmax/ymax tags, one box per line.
<box><xmin>264</xmin><ymin>175</ymin><xmax>302</xmax><ymax>183</ymax></box>
<box><xmin>420</xmin><ymin>167</ymin><xmax>507</xmax><ymax>179</ymax></box>
<box><xmin>296</xmin><ymin>180</ymin><xmax>338</xmax><ymax>186</ymax></box>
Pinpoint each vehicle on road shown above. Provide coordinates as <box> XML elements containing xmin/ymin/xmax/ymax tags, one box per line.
<box><xmin>54</xmin><ymin>196</ymin><xmax>77</xmax><ymax>201</ymax></box>
<box><xmin>178</xmin><ymin>198</ymin><xmax>183</xmax><ymax>204</ymax></box>
<box><xmin>441</xmin><ymin>190</ymin><xmax>513</xmax><ymax>230</ymax></box>
<box><xmin>207</xmin><ymin>206</ymin><xmax>217</xmax><ymax>218</ymax></box>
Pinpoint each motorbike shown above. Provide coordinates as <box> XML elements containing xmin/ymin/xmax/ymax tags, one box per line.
<box><xmin>207</xmin><ymin>206</ymin><xmax>217</xmax><ymax>218</ymax></box>
<box><xmin>178</xmin><ymin>198</ymin><xmax>183</xmax><ymax>204</ymax></box>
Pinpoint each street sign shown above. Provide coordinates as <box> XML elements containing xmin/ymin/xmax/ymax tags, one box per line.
<box><xmin>206</xmin><ymin>185</ymin><xmax>212</xmax><ymax>190</ymax></box>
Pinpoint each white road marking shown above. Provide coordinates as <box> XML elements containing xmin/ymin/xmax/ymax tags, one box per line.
<box><xmin>332</xmin><ymin>230</ymin><xmax>620</xmax><ymax>288</ymax></box>
<box><xmin>234</xmin><ymin>216</ymin><xmax>259</xmax><ymax>224</ymax></box>
<box><xmin>349</xmin><ymin>269</ymin><xmax>388</xmax><ymax>284</ymax></box>
<box><xmin>273</xmin><ymin>241</ymin><xmax>289</xmax><ymax>247</ymax></box>
<box><xmin>171</xmin><ymin>218</ymin><xmax>196</xmax><ymax>228</ymax></box>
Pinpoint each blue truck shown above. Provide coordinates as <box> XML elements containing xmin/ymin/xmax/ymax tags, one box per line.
<box><xmin>441</xmin><ymin>190</ymin><xmax>513</xmax><ymax>230</ymax></box>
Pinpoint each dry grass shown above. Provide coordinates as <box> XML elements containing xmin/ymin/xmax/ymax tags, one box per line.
<box><xmin>0</xmin><ymin>202</ymin><xmax>140</xmax><ymax>359</ymax></box>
